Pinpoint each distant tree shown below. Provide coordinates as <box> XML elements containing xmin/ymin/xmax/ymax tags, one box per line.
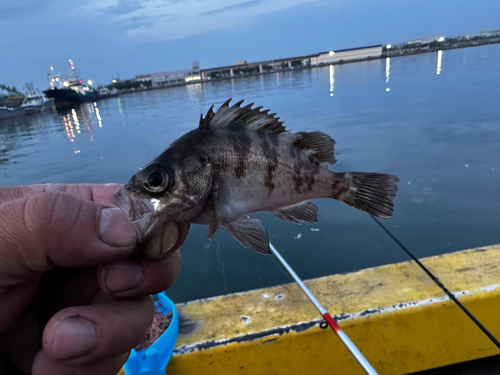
<box><xmin>0</xmin><ymin>84</ymin><xmax>22</xmax><ymax>95</ymax></box>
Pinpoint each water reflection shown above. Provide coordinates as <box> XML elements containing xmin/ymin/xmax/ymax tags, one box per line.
<box><xmin>385</xmin><ymin>57</ymin><xmax>391</xmax><ymax>92</ymax></box>
<box><xmin>71</xmin><ymin>109</ymin><xmax>80</xmax><ymax>134</ymax></box>
<box><xmin>117</xmin><ymin>97</ymin><xmax>124</xmax><ymax>117</ymax></box>
<box><xmin>329</xmin><ymin>65</ymin><xmax>335</xmax><ymax>96</ymax></box>
<box><xmin>0</xmin><ymin>112</ymin><xmax>61</xmax><ymax>166</ymax></box>
<box><xmin>385</xmin><ymin>57</ymin><xmax>390</xmax><ymax>83</ymax></box>
<box><xmin>94</xmin><ymin>102</ymin><xmax>102</xmax><ymax>127</ymax></box>
<box><xmin>437</xmin><ymin>50</ymin><xmax>443</xmax><ymax>75</ymax></box>
<box><xmin>62</xmin><ymin>113</ymin><xmax>76</xmax><ymax>141</ymax></box>
<box><xmin>60</xmin><ymin>102</ymin><xmax>104</xmax><ymax>143</ymax></box>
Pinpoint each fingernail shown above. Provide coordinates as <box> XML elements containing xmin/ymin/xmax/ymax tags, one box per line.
<box><xmin>103</xmin><ymin>258</ymin><xmax>144</xmax><ymax>293</ymax></box>
<box><xmin>98</xmin><ymin>207</ymin><xmax>136</xmax><ymax>246</ymax></box>
<box><xmin>49</xmin><ymin>317</ymin><xmax>98</xmax><ymax>361</ymax></box>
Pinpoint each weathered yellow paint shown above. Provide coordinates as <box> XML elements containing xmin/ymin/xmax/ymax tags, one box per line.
<box><xmin>118</xmin><ymin>245</ymin><xmax>500</xmax><ymax>375</ymax></box>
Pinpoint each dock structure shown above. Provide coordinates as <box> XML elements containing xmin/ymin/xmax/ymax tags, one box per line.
<box><xmin>132</xmin><ymin>45</ymin><xmax>385</xmax><ymax>88</ymax></box>
<box><xmin>118</xmin><ymin>244</ymin><xmax>500</xmax><ymax>374</ymax></box>
<box><xmin>200</xmin><ymin>45</ymin><xmax>383</xmax><ymax>81</ymax></box>
<box><xmin>127</xmin><ymin>34</ymin><xmax>500</xmax><ymax>91</ymax></box>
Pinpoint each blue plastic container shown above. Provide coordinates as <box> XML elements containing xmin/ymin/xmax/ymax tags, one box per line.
<box><xmin>124</xmin><ymin>293</ymin><xmax>179</xmax><ymax>375</ymax></box>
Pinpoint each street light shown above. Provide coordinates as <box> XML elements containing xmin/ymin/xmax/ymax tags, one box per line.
<box><xmin>87</xmin><ymin>80</ymin><xmax>93</xmax><ymax>86</ymax></box>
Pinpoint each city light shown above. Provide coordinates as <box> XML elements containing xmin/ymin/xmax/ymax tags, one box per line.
<box><xmin>386</xmin><ymin>44</ymin><xmax>392</xmax><ymax>49</ymax></box>
<box><xmin>112</xmin><ymin>80</ymin><xmax>117</xmax><ymax>83</ymax></box>
<box><xmin>185</xmin><ymin>75</ymin><xmax>201</xmax><ymax>82</ymax></box>
<box><xmin>87</xmin><ymin>80</ymin><xmax>93</xmax><ymax>85</ymax></box>
<box><xmin>329</xmin><ymin>51</ymin><xmax>335</xmax><ymax>56</ymax></box>
<box><xmin>438</xmin><ymin>37</ymin><xmax>445</xmax><ymax>42</ymax></box>
<box><xmin>63</xmin><ymin>81</ymin><xmax>69</xmax><ymax>87</ymax></box>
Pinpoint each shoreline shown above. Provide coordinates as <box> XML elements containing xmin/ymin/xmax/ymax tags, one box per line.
<box><xmin>118</xmin><ymin>38</ymin><xmax>500</xmax><ymax>96</ymax></box>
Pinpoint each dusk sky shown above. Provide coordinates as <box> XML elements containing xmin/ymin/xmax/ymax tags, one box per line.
<box><xmin>1</xmin><ymin>0</ymin><xmax>499</xmax><ymax>90</ymax></box>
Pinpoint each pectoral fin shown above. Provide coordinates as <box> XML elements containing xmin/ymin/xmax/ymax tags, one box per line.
<box><xmin>223</xmin><ymin>217</ymin><xmax>271</xmax><ymax>255</ymax></box>
<box><xmin>272</xmin><ymin>201</ymin><xmax>318</xmax><ymax>223</ymax></box>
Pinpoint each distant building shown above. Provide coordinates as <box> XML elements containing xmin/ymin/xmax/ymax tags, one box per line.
<box><xmin>465</xmin><ymin>31</ymin><xmax>496</xmax><ymax>39</ymax></box>
<box><xmin>235</xmin><ymin>60</ymin><xmax>247</xmax><ymax>65</ymax></box>
<box><xmin>134</xmin><ymin>74</ymin><xmax>152</xmax><ymax>82</ymax></box>
<box><xmin>312</xmin><ymin>45</ymin><xmax>383</xmax><ymax>65</ymax></box>
<box><xmin>407</xmin><ymin>37</ymin><xmax>439</xmax><ymax>45</ymax></box>
<box><xmin>134</xmin><ymin>62</ymin><xmax>201</xmax><ymax>87</ymax></box>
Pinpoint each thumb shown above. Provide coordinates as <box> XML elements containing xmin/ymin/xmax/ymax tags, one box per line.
<box><xmin>0</xmin><ymin>190</ymin><xmax>137</xmax><ymax>279</ymax></box>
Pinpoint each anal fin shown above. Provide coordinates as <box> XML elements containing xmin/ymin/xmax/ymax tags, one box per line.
<box><xmin>207</xmin><ymin>216</ymin><xmax>219</xmax><ymax>239</ymax></box>
<box><xmin>272</xmin><ymin>201</ymin><xmax>318</xmax><ymax>223</ymax></box>
<box><xmin>223</xmin><ymin>217</ymin><xmax>270</xmax><ymax>255</ymax></box>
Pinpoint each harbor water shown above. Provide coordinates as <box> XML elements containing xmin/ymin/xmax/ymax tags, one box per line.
<box><xmin>1</xmin><ymin>44</ymin><xmax>499</xmax><ymax>303</ymax></box>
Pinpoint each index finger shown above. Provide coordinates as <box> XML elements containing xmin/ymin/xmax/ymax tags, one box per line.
<box><xmin>0</xmin><ymin>183</ymin><xmax>123</xmax><ymax>205</ymax></box>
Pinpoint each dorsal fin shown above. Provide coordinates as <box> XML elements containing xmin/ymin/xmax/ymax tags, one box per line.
<box><xmin>292</xmin><ymin>131</ymin><xmax>337</xmax><ymax>165</ymax></box>
<box><xmin>199</xmin><ymin>99</ymin><xmax>286</xmax><ymax>133</ymax></box>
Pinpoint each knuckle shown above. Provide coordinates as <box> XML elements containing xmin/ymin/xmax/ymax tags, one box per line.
<box><xmin>27</xmin><ymin>191</ymin><xmax>83</xmax><ymax>236</ymax></box>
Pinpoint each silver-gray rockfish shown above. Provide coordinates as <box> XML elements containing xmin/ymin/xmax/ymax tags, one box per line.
<box><xmin>114</xmin><ymin>99</ymin><xmax>399</xmax><ymax>257</ymax></box>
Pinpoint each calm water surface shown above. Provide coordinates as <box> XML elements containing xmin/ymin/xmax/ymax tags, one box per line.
<box><xmin>1</xmin><ymin>45</ymin><xmax>499</xmax><ymax>302</ymax></box>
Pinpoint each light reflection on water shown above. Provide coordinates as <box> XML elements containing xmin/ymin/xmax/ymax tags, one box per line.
<box><xmin>437</xmin><ymin>50</ymin><xmax>443</xmax><ymax>75</ymax></box>
<box><xmin>0</xmin><ymin>44</ymin><xmax>499</xmax><ymax>302</ymax></box>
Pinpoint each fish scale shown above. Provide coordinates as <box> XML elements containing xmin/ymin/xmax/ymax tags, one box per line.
<box><xmin>114</xmin><ymin>99</ymin><xmax>400</xmax><ymax>258</ymax></box>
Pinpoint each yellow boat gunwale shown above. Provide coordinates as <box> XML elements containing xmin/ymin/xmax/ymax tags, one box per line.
<box><xmin>119</xmin><ymin>244</ymin><xmax>500</xmax><ymax>375</ymax></box>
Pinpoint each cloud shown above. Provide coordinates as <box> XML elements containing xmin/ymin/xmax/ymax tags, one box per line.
<box><xmin>102</xmin><ymin>0</ymin><xmax>144</xmax><ymax>15</ymax></box>
<box><xmin>0</xmin><ymin>1</ymin><xmax>53</xmax><ymax>20</ymax></box>
<box><xmin>77</xmin><ymin>0</ymin><xmax>322</xmax><ymax>41</ymax></box>
<box><xmin>200</xmin><ymin>0</ymin><xmax>263</xmax><ymax>16</ymax></box>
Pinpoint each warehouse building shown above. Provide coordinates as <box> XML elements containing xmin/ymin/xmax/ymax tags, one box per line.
<box><xmin>311</xmin><ymin>45</ymin><xmax>383</xmax><ymax>65</ymax></box>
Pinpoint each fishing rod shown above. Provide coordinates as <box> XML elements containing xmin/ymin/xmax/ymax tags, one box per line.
<box><xmin>370</xmin><ymin>215</ymin><xmax>500</xmax><ymax>349</ymax></box>
<box><xmin>269</xmin><ymin>243</ymin><xmax>379</xmax><ymax>375</ymax></box>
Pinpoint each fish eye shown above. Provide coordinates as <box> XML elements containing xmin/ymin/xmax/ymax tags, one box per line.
<box><xmin>141</xmin><ymin>166</ymin><xmax>174</xmax><ymax>194</ymax></box>
<box><xmin>147</xmin><ymin>171</ymin><xmax>164</xmax><ymax>187</ymax></box>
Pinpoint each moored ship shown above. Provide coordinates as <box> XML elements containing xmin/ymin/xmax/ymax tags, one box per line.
<box><xmin>44</xmin><ymin>60</ymin><xmax>98</xmax><ymax>108</ymax></box>
<box><xmin>0</xmin><ymin>84</ymin><xmax>55</xmax><ymax>121</ymax></box>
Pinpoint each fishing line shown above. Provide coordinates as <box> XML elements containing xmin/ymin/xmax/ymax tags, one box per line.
<box><xmin>369</xmin><ymin>215</ymin><xmax>500</xmax><ymax>350</ymax></box>
<box><xmin>214</xmin><ymin>238</ymin><xmax>230</xmax><ymax>294</ymax></box>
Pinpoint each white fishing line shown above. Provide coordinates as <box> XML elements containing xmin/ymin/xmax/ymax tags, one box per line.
<box><xmin>214</xmin><ymin>238</ymin><xmax>230</xmax><ymax>294</ymax></box>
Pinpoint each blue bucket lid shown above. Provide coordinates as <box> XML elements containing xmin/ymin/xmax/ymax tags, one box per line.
<box><xmin>124</xmin><ymin>292</ymin><xmax>179</xmax><ymax>375</ymax></box>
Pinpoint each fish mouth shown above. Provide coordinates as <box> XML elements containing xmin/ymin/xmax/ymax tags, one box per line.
<box><xmin>113</xmin><ymin>187</ymin><xmax>155</xmax><ymax>243</ymax></box>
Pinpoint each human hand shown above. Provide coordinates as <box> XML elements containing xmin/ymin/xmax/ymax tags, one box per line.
<box><xmin>0</xmin><ymin>184</ymin><xmax>190</xmax><ymax>375</ymax></box>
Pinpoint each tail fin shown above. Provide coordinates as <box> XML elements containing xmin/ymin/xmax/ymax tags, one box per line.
<box><xmin>337</xmin><ymin>172</ymin><xmax>400</xmax><ymax>218</ymax></box>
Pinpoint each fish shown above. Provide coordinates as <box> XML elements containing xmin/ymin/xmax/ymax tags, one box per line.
<box><xmin>113</xmin><ymin>99</ymin><xmax>400</xmax><ymax>258</ymax></box>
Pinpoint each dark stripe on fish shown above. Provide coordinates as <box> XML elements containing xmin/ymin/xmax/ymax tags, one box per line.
<box><xmin>259</xmin><ymin>132</ymin><xmax>280</xmax><ymax>194</ymax></box>
<box><xmin>227</xmin><ymin>125</ymin><xmax>251</xmax><ymax>179</ymax></box>
<box><xmin>331</xmin><ymin>172</ymin><xmax>349</xmax><ymax>199</ymax></box>
<box><xmin>293</xmin><ymin>167</ymin><xmax>304</xmax><ymax>194</ymax></box>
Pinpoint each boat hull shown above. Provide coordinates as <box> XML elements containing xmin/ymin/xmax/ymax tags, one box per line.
<box><xmin>121</xmin><ymin>245</ymin><xmax>500</xmax><ymax>375</ymax></box>
<box><xmin>44</xmin><ymin>88</ymin><xmax>98</xmax><ymax>108</ymax></box>
<box><xmin>0</xmin><ymin>98</ymin><xmax>55</xmax><ymax>121</ymax></box>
